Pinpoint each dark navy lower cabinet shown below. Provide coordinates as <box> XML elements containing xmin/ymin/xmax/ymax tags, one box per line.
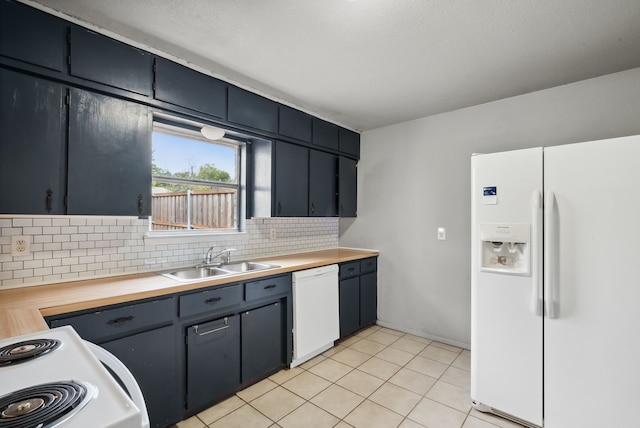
<box><xmin>339</xmin><ymin>258</ymin><xmax>378</xmax><ymax>338</ymax></box>
<box><xmin>186</xmin><ymin>315</ymin><xmax>240</xmax><ymax>411</ymax></box>
<box><xmin>67</xmin><ymin>88</ymin><xmax>152</xmax><ymax>216</ymax></box>
<box><xmin>101</xmin><ymin>326</ymin><xmax>181</xmax><ymax>428</ymax></box>
<box><xmin>359</xmin><ymin>272</ymin><xmax>378</xmax><ymax>327</ymax></box>
<box><xmin>0</xmin><ymin>68</ymin><xmax>66</xmax><ymax>214</ymax></box>
<box><xmin>47</xmin><ymin>298</ymin><xmax>181</xmax><ymax>428</ymax></box>
<box><xmin>339</xmin><ymin>277</ymin><xmax>360</xmax><ymax>338</ymax></box>
<box><xmin>241</xmin><ymin>302</ymin><xmax>285</xmax><ymax>384</ymax></box>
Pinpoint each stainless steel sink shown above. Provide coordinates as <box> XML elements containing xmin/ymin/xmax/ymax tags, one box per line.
<box><xmin>162</xmin><ymin>267</ymin><xmax>232</xmax><ymax>281</ymax></box>
<box><xmin>160</xmin><ymin>261</ymin><xmax>280</xmax><ymax>282</ymax></box>
<box><xmin>219</xmin><ymin>262</ymin><xmax>278</xmax><ymax>273</ymax></box>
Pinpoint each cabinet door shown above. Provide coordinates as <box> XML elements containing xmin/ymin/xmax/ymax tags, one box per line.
<box><xmin>186</xmin><ymin>315</ymin><xmax>240</xmax><ymax>410</ymax></box>
<box><xmin>0</xmin><ymin>69</ymin><xmax>66</xmax><ymax>214</ymax></box>
<box><xmin>155</xmin><ymin>58</ymin><xmax>226</xmax><ymax>119</ymax></box>
<box><xmin>312</xmin><ymin>118</ymin><xmax>339</xmax><ymax>150</ymax></box>
<box><xmin>228</xmin><ymin>86</ymin><xmax>278</xmax><ymax>133</ymax></box>
<box><xmin>101</xmin><ymin>325</ymin><xmax>181</xmax><ymax>428</ymax></box>
<box><xmin>0</xmin><ymin>0</ymin><xmax>66</xmax><ymax>71</ymax></box>
<box><xmin>69</xmin><ymin>26</ymin><xmax>153</xmax><ymax>96</ymax></box>
<box><xmin>274</xmin><ymin>141</ymin><xmax>308</xmax><ymax>216</ymax></box>
<box><xmin>67</xmin><ymin>88</ymin><xmax>152</xmax><ymax>216</ymax></box>
<box><xmin>339</xmin><ymin>128</ymin><xmax>360</xmax><ymax>158</ymax></box>
<box><xmin>279</xmin><ymin>105</ymin><xmax>311</xmax><ymax>142</ymax></box>
<box><xmin>241</xmin><ymin>302</ymin><xmax>284</xmax><ymax>384</ymax></box>
<box><xmin>338</xmin><ymin>157</ymin><xmax>357</xmax><ymax>217</ymax></box>
<box><xmin>309</xmin><ymin>150</ymin><xmax>337</xmax><ymax>217</ymax></box>
<box><xmin>359</xmin><ymin>272</ymin><xmax>377</xmax><ymax>327</ymax></box>
<box><xmin>339</xmin><ymin>277</ymin><xmax>360</xmax><ymax>338</ymax></box>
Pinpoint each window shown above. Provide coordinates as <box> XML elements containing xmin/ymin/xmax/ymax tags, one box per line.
<box><xmin>150</xmin><ymin>121</ymin><xmax>245</xmax><ymax>233</ymax></box>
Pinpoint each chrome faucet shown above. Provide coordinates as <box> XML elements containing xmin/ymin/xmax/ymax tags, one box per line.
<box><xmin>198</xmin><ymin>246</ymin><xmax>237</xmax><ymax>267</ymax></box>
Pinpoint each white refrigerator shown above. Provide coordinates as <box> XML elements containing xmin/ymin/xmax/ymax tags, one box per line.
<box><xmin>470</xmin><ymin>135</ymin><xmax>640</xmax><ymax>428</ymax></box>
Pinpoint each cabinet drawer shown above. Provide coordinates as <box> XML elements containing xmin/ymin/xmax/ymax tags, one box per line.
<box><xmin>360</xmin><ymin>257</ymin><xmax>377</xmax><ymax>274</ymax></box>
<box><xmin>180</xmin><ymin>284</ymin><xmax>242</xmax><ymax>318</ymax></box>
<box><xmin>339</xmin><ymin>261</ymin><xmax>360</xmax><ymax>279</ymax></box>
<box><xmin>49</xmin><ymin>298</ymin><xmax>175</xmax><ymax>342</ymax></box>
<box><xmin>245</xmin><ymin>275</ymin><xmax>290</xmax><ymax>301</ymax></box>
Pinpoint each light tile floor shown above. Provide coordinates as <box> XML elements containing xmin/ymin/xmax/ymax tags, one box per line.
<box><xmin>173</xmin><ymin>325</ymin><xmax>523</xmax><ymax>428</ymax></box>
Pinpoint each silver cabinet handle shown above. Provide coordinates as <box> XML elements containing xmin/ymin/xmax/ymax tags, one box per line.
<box><xmin>193</xmin><ymin>317</ymin><xmax>229</xmax><ymax>336</ymax></box>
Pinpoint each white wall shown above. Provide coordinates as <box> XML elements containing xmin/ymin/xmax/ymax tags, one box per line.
<box><xmin>339</xmin><ymin>67</ymin><xmax>640</xmax><ymax>348</ymax></box>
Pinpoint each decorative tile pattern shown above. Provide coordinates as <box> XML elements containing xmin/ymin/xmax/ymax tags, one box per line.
<box><xmin>0</xmin><ymin>216</ymin><xmax>339</xmax><ymax>288</ymax></box>
<box><xmin>167</xmin><ymin>327</ymin><xmax>516</xmax><ymax>428</ymax></box>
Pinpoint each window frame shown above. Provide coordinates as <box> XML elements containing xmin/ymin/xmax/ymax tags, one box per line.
<box><xmin>148</xmin><ymin>118</ymin><xmax>247</xmax><ymax>235</ymax></box>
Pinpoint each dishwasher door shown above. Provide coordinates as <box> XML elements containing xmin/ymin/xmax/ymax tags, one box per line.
<box><xmin>291</xmin><ymin>264</ymin><xmax>339</xmax><ymax>367</ymax></box>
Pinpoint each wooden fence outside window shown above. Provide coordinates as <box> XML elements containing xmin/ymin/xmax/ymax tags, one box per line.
<box><xmin>151</xmin><ymin>189</ymin><xmax>236</xmax><ymax>230</ymax></box>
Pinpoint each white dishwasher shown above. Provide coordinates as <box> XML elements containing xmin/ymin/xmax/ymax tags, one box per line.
<box><xmin>291</xmin><ymin>264</ymin><xmax>339</xmax><ymax>367</ymax></box>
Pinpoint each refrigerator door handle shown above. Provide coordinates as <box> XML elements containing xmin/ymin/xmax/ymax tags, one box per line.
<box><xmin>544</xmin><ymin>190</ymin><xmax>557</xmax><ymax>319</ymax></box>
<box><xmin>531</xmin><ymin>190</ymin><xmax>543</xmax><ymax>315</ymax></box>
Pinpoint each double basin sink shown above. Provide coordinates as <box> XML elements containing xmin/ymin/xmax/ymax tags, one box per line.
<box><xmin>161</xmin><ymin>261</ymin><xmax>280</xmax><ymax>282</ymax></box>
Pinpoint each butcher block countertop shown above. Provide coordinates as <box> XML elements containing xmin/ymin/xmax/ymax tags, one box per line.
<box><xmin>0</xmin><ymin>248</ymin><xmax>378</xmax><ymax>340</ymax></box>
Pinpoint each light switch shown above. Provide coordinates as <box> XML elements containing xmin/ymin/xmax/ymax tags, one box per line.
<box><xmin>437</xmin><ymin>227</ymin><xmax>446</xmax><ymax>240</ymax></box>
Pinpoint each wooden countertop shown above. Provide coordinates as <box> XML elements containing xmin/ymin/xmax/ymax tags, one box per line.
<box><xmin>0</xmin><ymin>248</ymin><xmax>378</xmax><ymax>339</ymax></box>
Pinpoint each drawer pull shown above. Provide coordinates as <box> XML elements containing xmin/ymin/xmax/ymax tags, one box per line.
<box><xmin>194</xmin><ymin>318</ymin><xmax>228</xmax><ymax>336</ymax></box>
<box><xmin>264</xmin><ymin>284</ymin><xmax>277</xmax><ymax>290</ymax></box>
<box><xmin>205</xmin><ymin>297</ymin><xmax>222</xmax><ymax>304</ymax></box>
<box><xmin>107</xmin><ymin>315</ymin><xmax>135</xmax><ymax>325</ymax></box>
<box><xmin>348</xmin><ymin>267</ymin><xmax>355</xmax><ymax>272</ymax></box>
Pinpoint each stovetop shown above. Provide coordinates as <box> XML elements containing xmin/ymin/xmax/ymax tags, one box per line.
<box><xmin>0</xmin><ymin>326</ymin><xmax>142</xmax><ymax>428</ymax></box>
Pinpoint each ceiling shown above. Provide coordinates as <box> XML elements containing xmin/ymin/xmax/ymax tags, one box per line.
<box><xmin>24</xmin><ymin>0</ymin><xmax>640</xmax><ymax>132</ymax></box>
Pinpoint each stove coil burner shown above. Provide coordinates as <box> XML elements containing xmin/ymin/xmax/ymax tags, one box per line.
<box><xmin>0</xmin><ymin>339</ymin><xmax>61</xmax><ymax>366</ymax></box>
<box><xmin>0</xmin><ymin>381</ymin><xmax>93</xmax><ymax>428</ymax></box>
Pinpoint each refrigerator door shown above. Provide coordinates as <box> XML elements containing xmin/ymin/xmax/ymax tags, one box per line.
<box><xmin>471</xmin><ymin>147</ymin><xmax>543</xmax><ymax>427</ymax></box>
<box><xmin>544</xmin><ymin>135</ymin><xmax>640</xmax><ymax>427</ymax></box>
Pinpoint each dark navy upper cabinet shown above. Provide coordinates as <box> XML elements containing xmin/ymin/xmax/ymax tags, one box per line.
<box><xmin>339</xmin><ymin>157</ymin><xmax>357</xmax><ymax>217</ymax></box>
<box><xmin>309</xmin><ymin>150</ymin><xmax>337</xmax><ymax>217</ymax></box>
<box><xmin>0</xmin><ymin>0</ymin><xmax>66</xmax><ymax>71</ymax></box>
<box><xmin>67</xmin><ymin>88</ymin><xmax>152</xmax><ymax>216</ymax></box>
<box><xmin>0</xmin><ymin>69</ymin><xmax>66</xmax><ymax>214</ymax></box>
<box><xmin>278</xmin><ymin>105</ymin><xmax>311</xmax><ymax>142</ymax></box>
<box><xmin>154</xmin><ymin>58</ymin><xmax>227</xmax><ymax>119</ymax></box>
<box><xmin>274</xmin><ymin>141</ymin><xmax>308</xmax><ymax>217</ymax></box>
<box><xmin>228</xmin><ymin>86</ymin><xmax>278</xmax><ymax>133</ymax></box>
<box><xmin>339</xmin><ymin>128</ymin><xmax>360</xmax><ymax>158</ymax></box>
<box><xmin>69</xmin><ymin>27</ymin><xmax>153</xmax><ymax>96</ymax></box>
<box><xmin>312</xmin><ymin>118</ymin><xmax>339</xmax><ymax>151</ymax></box>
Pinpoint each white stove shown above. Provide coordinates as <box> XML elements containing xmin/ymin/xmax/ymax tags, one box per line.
<box><xmin>0</xmin><ymin>326</ymin><xmax>146</xmax><ymax>428</ymax></box>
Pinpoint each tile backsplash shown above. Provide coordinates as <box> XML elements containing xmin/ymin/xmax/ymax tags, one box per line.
<box><xmin>0</xmin><ymin>217</ymin><xmax>339</xmax><ymax>288</ymax></box>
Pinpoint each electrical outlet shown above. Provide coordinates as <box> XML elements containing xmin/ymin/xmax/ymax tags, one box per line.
<box><xmin>270</xmin><ymin>228</ymin><xmax>277</xmax><ymax>240</ymax></box>
<box><xmin>437</xmin><ymin>227</ymin><xmax>446</xmax><ymax>241</ymax></box>
<box><xmin>11</xmin><ymin>235</ymin><xmax>31</xmax><ymax>257</ymax></box>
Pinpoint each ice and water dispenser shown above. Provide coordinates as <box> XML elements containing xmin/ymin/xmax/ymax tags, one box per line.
<box><xmin>479</xmin><ymin>224</ymin><xmax>530</xmax><ymax>275</ymax></box>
